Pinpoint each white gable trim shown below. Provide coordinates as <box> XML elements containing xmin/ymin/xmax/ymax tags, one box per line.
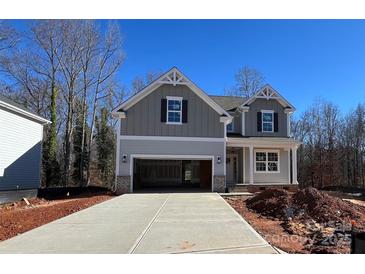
<box><xmin>0</xmin><ymin>99</ymin><xmax>51</xmax><ymax>125</ymax></box>
<box><xmin>112</xmin><ymin>67</ymin><xmax>232</xmax><ymax>121</ymax></box>
<box><xmin>240</xmin><ymin>84</ymin><xmax>295</xmax><ymax>111</ymax></box>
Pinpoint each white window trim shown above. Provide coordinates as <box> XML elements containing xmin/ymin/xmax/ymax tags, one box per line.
<box><xmin>166</xmin><ymin>96</ymin><xmax>183</xmax><ymax>125</ymax></box>
<box><xmin>261</xmin><ymin>110</ymin><xmax>274</xmax><ymax>133</ymax></box>
<box><xmin>130</xmin><ymin>154</ymin><xmax>215</xmax><ymax>192</ymax></box>
<box><xmin>254</xmin><ymin>149</ymin><xmax>280</xmax><ymax>173</ymax></box>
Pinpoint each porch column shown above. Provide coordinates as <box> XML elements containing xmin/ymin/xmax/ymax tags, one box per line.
<box><xmin>292</xmin><ymin>146</ymin><xmax>298</xmax><ymax>184</ymax></box>
<box><xmin>249</xmin><ymin>145</ymin><xmax>254</xmax><ymax>184</ymax></box>
<box><xmin>285</xmin><ymin>148</ymin><xmax>290</xmax><ymax>184</ymax></box>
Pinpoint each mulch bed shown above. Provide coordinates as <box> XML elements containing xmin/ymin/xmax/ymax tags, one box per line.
<box><xmin>0</xmin><ymin>192</ymin><xmax>114</xmax><ymax>242</ymax></box>
<box><xmin>225</xmin><ymin>187</ymin><xmax>365</xmax><ymax>254</ymax></box>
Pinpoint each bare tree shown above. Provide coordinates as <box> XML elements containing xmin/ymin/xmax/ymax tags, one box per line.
<box><xmin>131</xmin><ymin>70</ymin><xmax>162</xmax><ymax>94</ymax></box>
<box><xmin>54</xmin><ymin>20</ymin><xmax>84</xmax><ymax>186</ymax></box>
<box><xmin>85</xmin><ymin>22</ymin><xmax>125</xmax><ymax>186</ymax></box>
<box><xmin>225</xmin><ymin>66</ymin><xmax>265</xmax><ymax>98</ymax></box>
<box><xmin>0</xmin><ymin>20</ymin><xmax>18</xmax><ymax>52</ymax></box>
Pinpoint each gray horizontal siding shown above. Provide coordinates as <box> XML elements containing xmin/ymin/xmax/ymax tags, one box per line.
<box><xmin>242</xmin><ymin>147</ymin><xmax>290</xmax><ymax>184</ymax></box>
<box><xmin>121</xmin><ymin>84</ymin><xmax>224</xmax><ymax>137</ymax></box>
<box><xmin>0</xmin><ymin>142</ymin><xmax>42</xmax><ymax>191</ymax></box>
<box><xmin>245</xmin><ymin>99</ymin><xmax>288</xmax><ymax>137</ymax></box>
<box><xmin>118</xmin><ymin>139</ymin><xmax>225</xmax><ymax>176</ymax></box>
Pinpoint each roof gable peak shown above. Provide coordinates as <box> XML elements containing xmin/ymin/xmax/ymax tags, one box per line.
<box><xmin>112</xmin><ymin>67</ymin><xmax>232</xmax><ymax>120</ymax></box>
<box><xmin>241</xmin><ymin>84</ymin><xmax>295</xmax><ymax>110</ymax></box>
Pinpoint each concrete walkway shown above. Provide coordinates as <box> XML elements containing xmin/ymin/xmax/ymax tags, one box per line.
<box><xmin>0</xmin><ymin>193</ymin><xmax>278</xmax><ymax>254</ymax></box>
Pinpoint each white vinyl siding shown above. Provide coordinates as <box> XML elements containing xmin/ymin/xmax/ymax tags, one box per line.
<box><xmin>0</xmin><ymin>107</ymin><xmax>43</xmax><ymax>190</ymax></box>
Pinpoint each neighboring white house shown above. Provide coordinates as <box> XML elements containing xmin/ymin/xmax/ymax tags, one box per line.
<box><xmin>0</xmin><ymin>94</ymin><xmax>50</xmax><ymax>204</ymax></box>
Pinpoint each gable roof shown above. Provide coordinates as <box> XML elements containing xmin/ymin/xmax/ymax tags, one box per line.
<box><xmin>209</xmin><ymin>95</ymin><xmax>245</xmax><ymax>111</ymax></box>
<box><xmin>112</xmin><ymin>67</ymin><xmax>232</xmax><ymax>119</ymax></box>
<box><xmin>240</xmin><ymin>84</ymin><xmax>295</xmax><ymax>111</ymax></box>
<box><xmin>0</xmin><ymin>94</ymin><xmax>51</xmax><ymax>125</ymax></box>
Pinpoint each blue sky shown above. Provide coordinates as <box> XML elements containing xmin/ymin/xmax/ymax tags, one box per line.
<box><xmin>9</xmin><ymin>20</ymin><xmax>365</xmax><ymax>116</ymax></box>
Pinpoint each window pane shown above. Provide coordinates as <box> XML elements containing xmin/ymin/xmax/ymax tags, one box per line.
<box><xmin>268</xmin><ymin>162</ymin><xmax>278</xmax><ymax>171</ymax></box>
<box><xmin>168</xmin><ymin>111</ymin><xmax>181</xmax><ymax>122</ymax></box>
<box><xmin>256</xmin><ymin>152</ymin><xmax>266</xmax><ymax>161</ymax></box>
<box><xmin>256</xmin><ymin>162</ymin><xmax>266</xmax><ymax>171</ymax></box>
<box><xmin>168</xmin><ymin>100</ymin><xmax>181</xmax><ymax>111</ymax></box>
<box><xmin>263</xmin><ymin>112</ymin><xmax>273</xmax><ymax>122</ymax></box>
<box><xmin>227</xmin><ymin>123</ymin><xmax>233</xmax><ymax>132</ymax></box>
<box><xmin>268</xmin><ymin>152</ymin><xmax>278</xmax><ymax>161</ymax></box>
<box><xmin>263</xmin><ymin>122</ymin><xmax>273</xmax><ymax>132</ymax></box>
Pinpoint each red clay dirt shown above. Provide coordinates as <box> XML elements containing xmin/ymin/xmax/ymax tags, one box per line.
<box><xmin>0</xmin><ymin>193</ymin><xmax>113</xmax><ymax>242</ymax></box>
<box><xmin>225</xmin><ymin>187</ymin><xmax>365</xmax><ymax>254</ymax></box>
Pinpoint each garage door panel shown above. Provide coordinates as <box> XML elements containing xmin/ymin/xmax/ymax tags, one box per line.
<box><xmin>133</xmin><ymin>159</ymin><xmax>211</xmax><ymax>191</ymax></box>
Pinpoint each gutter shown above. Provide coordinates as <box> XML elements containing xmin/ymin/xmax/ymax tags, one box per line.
<box><xmin>0</xmin><ymin>100</ymin><xmax>51</xmax><ymax>125</ymax></box>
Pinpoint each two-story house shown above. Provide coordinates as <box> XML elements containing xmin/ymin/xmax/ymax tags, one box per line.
<box><xmin>112</xmin><ymin>67</ymin><xmax>301</xmax><ymax>193</ymax></box>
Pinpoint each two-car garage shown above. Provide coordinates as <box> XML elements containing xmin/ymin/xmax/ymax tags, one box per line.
<box><xmin>132</xmin><ymin>157</ymin><xmax>213</xmax><ymax>192</ymax></box>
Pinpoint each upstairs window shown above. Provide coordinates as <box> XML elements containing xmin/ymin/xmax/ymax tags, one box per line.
<box><xmin>166</xmin><ymin>96</ymin><xmax>182</xmax><ymax>124</ymax></box>
<box><xmin>262</xmin><ymin>110</ymin><xmax>274</xmax><ymax>132</ymax></box>
<box><xmin>227</xmin><ymin>120</ymin><xmax>234</xmax><ymax>132</ymax></box>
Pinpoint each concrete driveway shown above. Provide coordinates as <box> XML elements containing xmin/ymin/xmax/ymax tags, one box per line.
<box><xmin>0</xmin><ymin>193</ymin><xmax>278</xmax><ymax>254</ymax></box>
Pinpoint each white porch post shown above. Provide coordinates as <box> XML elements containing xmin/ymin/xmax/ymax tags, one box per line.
<box><xmin>249</xmin><ymin>145</ymin><xmax>254</xmax><ymax>184</ymax></box>
<box><xmin>292</xmin><ymin>146</ymin><xmax>298</xmax><ymax>184</ymax></box>
<box><xmin>285</xmin><ymin>148</ymin><xmax>290</xmax><ymax>184</ymax></box>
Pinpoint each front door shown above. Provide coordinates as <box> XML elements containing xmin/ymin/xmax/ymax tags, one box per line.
<box><xmin>226</xmin><ymin>154</ymin><xmax>238</xmax><ymax>183</ymax></box>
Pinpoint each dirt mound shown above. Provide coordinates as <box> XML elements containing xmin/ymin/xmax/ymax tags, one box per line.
<box><xmin>246</xmin><ymin>189</ymin><xmax>292</xmax><ymax>219</ymax></box>
<box><xmin>293</xmin><ymin>187</ymin><xmax>365</xmax><ymax>225</ymax></box>
<box><xmin>246</xmin><ymin>187</ymin><xmax>365</xmax><ymax>227</ymax></box>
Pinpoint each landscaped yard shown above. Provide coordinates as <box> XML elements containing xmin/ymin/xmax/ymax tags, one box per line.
<box><xmin>224</xmin><ymin>188</ymin><xmax>365</xmax><ymax>254</ymax></box>
<box><xmin>0</xmin><ymin>191</ymin><xmax>113</xmax><ymax>242</ymax></box>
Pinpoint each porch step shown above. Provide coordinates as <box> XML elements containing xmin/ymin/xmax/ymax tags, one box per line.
<box><xmin>228</xmin><ymin>185</ymin><xmax>249</xmax><ymax>193</ymax></box>
<box><xmin>228</xmin><ymin>184</ymin><xmax>299</xmax><ymax>193</ymax></box>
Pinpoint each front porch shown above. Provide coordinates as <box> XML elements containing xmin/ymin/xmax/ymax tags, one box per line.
<box><xmin>225</xmin><ymin>137</ymin><xmax>301</xmax><ymax>190</ymax></box>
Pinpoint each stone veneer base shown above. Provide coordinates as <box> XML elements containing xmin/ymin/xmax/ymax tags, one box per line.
<box><xmin>115</xmin><ymin>176</ymin><xmax>131</xmax><ymax>194</ymax></box>
<box><xmin>213</xmin><ymin>175</ymin><xmax>226</xmax><ymax>192</ymax></box>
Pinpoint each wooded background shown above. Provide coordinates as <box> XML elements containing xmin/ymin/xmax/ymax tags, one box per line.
<box><xmin>1</xmin><ymin>20</ymin><xmax>364</xmax><ymax>190</ymax></box>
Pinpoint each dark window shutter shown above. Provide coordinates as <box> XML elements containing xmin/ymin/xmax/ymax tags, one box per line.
<box><xmin>257</xmin><ymin>112</ymin><xmax>262</xmax><ymax>132</ymax></box>
<box><xmin>161</xmin><ymin>99</ymin><xmax>167</xmax><ymax>122</ymax></box>
<box><xmin>182</xmin><ymin>100</ymin><xmax>188</xmax><ymax>123</ymax></box>
<box><xmin>274</xmin><ymin>113</ymin><xmax>279</xmax><ymax>132</ymax></box>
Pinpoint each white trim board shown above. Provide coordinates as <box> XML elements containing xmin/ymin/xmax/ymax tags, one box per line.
<box><xmin>120</xmin><ymin>135</ymin><xmax>226</xmax><ymax>142</ymax></box>
<box><xmin>254</xmin><ymin>149</ymin><xmax>280</xmax><ymax>174</ymax></box>
<box><xmin>166</xmin><ymin>96</ymin><xmax>183</xmax><ymax>125</ymax></box>
<box><xmin>0</xmin><ymin>100</ymin><xmax>51</xmax><ymax>125</ymax></box>
<box><xmin>129</xmin><ymin>154</ymin><xmax>215</xmax><ymax>192</ymax></box>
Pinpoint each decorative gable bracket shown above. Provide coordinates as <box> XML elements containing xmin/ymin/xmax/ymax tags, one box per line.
<box><xmin>240</xmin><ymin>84</ymin><xmax>295</xmax><ymax>111</ymax></box>
<box><xmin>255</xmin><ymin>86</ymin><xmax>280</xmax><ymax>100</ymax></box>
<box><xmin>158</xmin><ymin>70</ymin><xmax>189</xmax><ymax>86</ymax></box>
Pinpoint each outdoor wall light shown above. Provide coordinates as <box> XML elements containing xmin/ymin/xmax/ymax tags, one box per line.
<box><xmin>217</xmin><ymin>156</ymin><xmax>221</xmax><ymax>164</ymax></box>
<box><xmin>122</xmin><ymin>154</ymin><xmax>127</xmax><ymax>163</ymax></box>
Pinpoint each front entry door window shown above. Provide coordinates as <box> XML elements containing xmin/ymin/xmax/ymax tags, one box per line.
<box><xmin>226</xmin><ymin>154</ymin><xmax>238</xmax><ymax>183</ymax></box>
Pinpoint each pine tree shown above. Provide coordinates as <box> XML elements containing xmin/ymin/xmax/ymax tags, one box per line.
<box><xmin>95</xmin><ymin>107</ymin><xmax>115</xmax><ymax>184</ymax></box>
<box><xmin>72</xmin><ymin>100</ymin><xmax>89</xmax><ymax>185</ymax></box>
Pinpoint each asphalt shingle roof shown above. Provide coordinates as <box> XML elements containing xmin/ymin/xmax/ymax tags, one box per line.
<box><xmin>209</xmin><ymin>95</ymin><xmax>245</xmax><ymax>111</ymax></box>
<box><xmin>0</xmin><ymin>93</ymin><xmax>32</xmax><ymax>113</ymax></box>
